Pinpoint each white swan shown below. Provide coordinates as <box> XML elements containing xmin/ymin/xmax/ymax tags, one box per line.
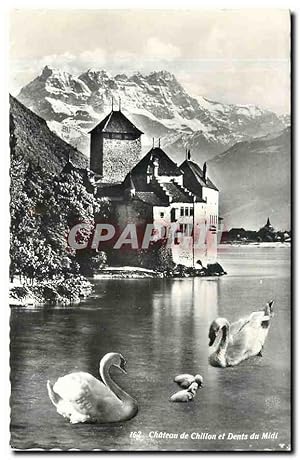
<box><xmin>174</xmin><ymin>374</ymin><xmax>204</xmax><ymax>389</ymax></box>
<box><xmin>209</xmin><ymin>300</ymin><xmax>274</xmax><ymax>368</ymax></box>
<box><xmin>170</xmin><ymin>382</ymin><xmax>199</xmax><ymax>402</ymax></box>
<box><xmin>47</xmin><ymin>352</ymin><xmax>138</xmax><ymax>424</ymax></box>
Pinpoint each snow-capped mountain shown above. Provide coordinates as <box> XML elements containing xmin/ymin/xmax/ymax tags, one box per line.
<box><xmin>18</xmin><ymin>66</ymin><xmax>286</xmax><ymax>161</ymax></box>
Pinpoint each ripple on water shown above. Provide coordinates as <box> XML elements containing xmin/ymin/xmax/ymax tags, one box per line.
<box><xmin>10</xmin><ymin>248</ymin><xmax>291</xmax><ymax>450</ymax></box>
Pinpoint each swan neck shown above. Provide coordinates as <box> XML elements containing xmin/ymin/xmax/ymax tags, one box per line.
<box><xmin>100</xmin><ymin>359</ymin><xmax>134</xmax><ymax>405</ymax></box>
<box><xmin>219</xmin><ymin>321</ymin><xmax>230</xmax><ymax>353</ymax></box>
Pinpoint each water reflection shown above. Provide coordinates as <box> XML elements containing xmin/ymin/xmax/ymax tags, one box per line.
<box><xmin>152</xmin><ymin>279</ymin><xmax>218</xmax><ymax>369</ymax></box>
<box><xmin>10</xmin><ymin>248</ymin><xmax>291</xmax><ymax>451</ymax></box>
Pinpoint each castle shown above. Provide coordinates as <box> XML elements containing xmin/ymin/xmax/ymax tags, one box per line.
<box><xmin>89</xmin><ymin>105</ymin><xmax>219</xmax><ymax>267</ymax></box>
<box><xmin>89</xmin><ymin>105</ymin><xmax>143</xmax><ymax>181</ymax></box>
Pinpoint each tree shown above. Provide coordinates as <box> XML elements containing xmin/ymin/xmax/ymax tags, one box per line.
<box><xmin>10</xmin><ymin>148</ymin><xmax>111</xmax><ymax>282</ymax></box>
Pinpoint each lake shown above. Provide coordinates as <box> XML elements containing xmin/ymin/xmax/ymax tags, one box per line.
<box><xmin>10</xmin><ymin>246</ymin><xmax>291</xmax><ymax>451</ymax></box>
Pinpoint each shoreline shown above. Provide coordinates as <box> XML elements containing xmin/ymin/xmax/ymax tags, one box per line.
<box><xmin>9</xmin><ymin>262</ymin><xmax>227</xmax><ymax>306</ymax></box>
<box><xmin>9</xmin><ymin>276</ymin><xmax>93</xmax><ymax>307</ymax></box>
<box><xmin>219</xmin><ymin>242</ymin><xmax>291</xmax><ymax>248</ymax></box>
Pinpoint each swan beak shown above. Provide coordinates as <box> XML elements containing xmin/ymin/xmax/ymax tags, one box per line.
<box><xmin>120</xmin><ymin>357</ymin><xmax>127</xmax><ymax>374</ymax></box>
<box><xmin>269</xmin><ymin>300</ymin><xmax>274</xmax><ymax>315</ymax></box>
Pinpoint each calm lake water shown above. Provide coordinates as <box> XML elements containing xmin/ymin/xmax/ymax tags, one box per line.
<box><xmin>10</xmin><ymin>247</ymin><xmax>291</xmax><ymax>451</ymax></box>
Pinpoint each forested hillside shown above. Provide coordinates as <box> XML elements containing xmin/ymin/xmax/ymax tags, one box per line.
<box><xmin>9</xmin><ymin>99</ymin><xmax>109</xmax><ymax>304</ymax></box>
<box><xmin>10</xmin><ymin>95</ymin><xmax>88</xmax><ymax>174</ymax></box>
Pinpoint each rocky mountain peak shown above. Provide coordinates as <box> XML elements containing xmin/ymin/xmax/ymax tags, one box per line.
<box><xmin>78</xmin><ymin>69</ymin><xmax>115</xmax><ymax>92</ymax></box>
<box><xmin>149</xmin><ymin>69</ymin><xmax>176</xmax><ymax>81</ymax></box>
<box><xmin>40</xmin><ymin>65</ymin><xmax>56</xmax><ymax>79</ymax></box>
<box><xmin>39</xmin><ymin>65</ymin><xmax>79</xmax><ymax>88</ymax></box>
<box><xmin>17</xmin><ymin>66</ymin><xmax>288</xmax><ymax>162</ymax></box>
<box><xmin>145</xmin><ymin>70</ymin><xmax>180</xmax><ymax>88</ymax></box>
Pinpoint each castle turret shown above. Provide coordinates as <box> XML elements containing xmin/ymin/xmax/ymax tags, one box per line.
<box><xmin>89</xmin><ymin>106</ymin><xmax>143</xmax><ymax>183</ymax></box>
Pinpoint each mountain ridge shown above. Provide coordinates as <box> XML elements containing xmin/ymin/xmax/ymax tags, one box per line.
<box><xmin>18</xmin><ymin>66</ymin><xmax>289</xmax><ymax>161</ymax></box>
<box><xmin>15</xmin><ymin>67</ymin><xmax>291</xmax><ymax>229</ymax></box>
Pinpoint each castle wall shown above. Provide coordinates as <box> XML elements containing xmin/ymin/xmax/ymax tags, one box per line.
<box><xmin>152</xmin><ymin>200</ymin><xmax>218</xmax><ymax>267</ymax></box>
<box><xmin>202</xmin><ymin>187</ymin><xmax>219</xmax><ymax>263</ymax></box>
<box><xmin>102</xmin><ymin>137</ymin><xmax>141</xmax><ymax>183</ymax></box>
<box><xmin>90</xmin><ymin>131</ymin><xmax>103</xmax><ymax>175</ymax></box>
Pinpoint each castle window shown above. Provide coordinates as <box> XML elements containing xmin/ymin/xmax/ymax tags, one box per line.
<box><xmin>185</xmin><ymin>207</ymin><xmax>189</xmax><ymax>216</ymax></box>
<box><xmin>190</xmin><ymin>207</ymin><xmax>194</xmax><ymax>217</ymax></box>
<box><xmin>160</xmin><ymin>212</ymin><xmax>164</xmax><ymax>218</ymax></box>
<box><xmin>180</xmin><ymin>207</ymin><xmax>184</xmax><ymax>217</ymax></box>
<box><xmin>177</xmin><ymin>224</ymin><xmax>193</xmax><ymax>236</ymax></box>
<box><xmin>170</xmin><ymin>208</ymin><xmax>176</xmax><ymax>222</ymax></box>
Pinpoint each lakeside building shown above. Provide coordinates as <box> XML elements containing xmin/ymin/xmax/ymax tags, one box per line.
<box><xmin>89</xmin><ymin>107</ymin><xmax>219</xmax><ymax>267</ymax></box>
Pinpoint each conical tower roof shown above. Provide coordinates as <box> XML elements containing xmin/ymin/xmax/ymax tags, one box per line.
<box><xmin>89</xmin><ymin>110</ymin><xmax>143</xmax><ymax>135</ymax></box>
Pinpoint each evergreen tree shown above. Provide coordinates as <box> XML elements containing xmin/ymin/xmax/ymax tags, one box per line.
<box><xmin>10</xmin><ymin>143</ymin><xmax>111</xmax><ymax>283</ymax></box>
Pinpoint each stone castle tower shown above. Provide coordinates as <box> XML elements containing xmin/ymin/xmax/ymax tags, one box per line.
<box><xmin>89</xmin><ymin>107</ymin><xmax>143</xmax><ymax>183</ymax></box>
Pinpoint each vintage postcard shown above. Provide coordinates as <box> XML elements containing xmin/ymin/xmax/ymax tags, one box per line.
<box><xmin>9</xmin><ymin>9</ymin><xmax>291</xmax><ymax>451</ymax></box>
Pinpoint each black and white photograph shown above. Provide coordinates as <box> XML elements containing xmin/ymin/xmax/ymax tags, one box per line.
<box><xmin>9</xmin><ymin>8</ymin><xmax>291</xmax><ymax>451</ymax></box>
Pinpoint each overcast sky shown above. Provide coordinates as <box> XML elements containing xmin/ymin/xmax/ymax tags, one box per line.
<box><xmin>10</xmin><ymin>9</ymin><xmax>290</xmax><ymax>114</ymax></box>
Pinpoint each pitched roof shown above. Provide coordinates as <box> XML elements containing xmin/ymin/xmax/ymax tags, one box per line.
<box><xmin>96</xmin><ymin>182</ymin><xmax>124</xmax><ymax>199</ymax></box>
<box><xmin>160</xmin><ymin>181</ymin><xmax>194</xmax><ymax>203</ymax></box>
<box><xmin>135</xmin><ymin>191</ymin><xmax>168</xmax><ymax>206</ymax></box>
<box><xmin>126</xmin><ymin>173</ymin><xmax>169</xmax><ymax>206</ymax></box>
<box><xmin>131</xmin><ymin>147</ymin><xmax>182</xmax><ymax>177</ymax></box>
<box><xmin>95</xmin><ymin>148</ymin><xmax>208</xmax><ymax>206</ymax></box>
<box><xmin>180</xmin><ymin>159</ymin><xmax>219</xmax><ymax>192</ymax></box>
<box><xmin>89</xmin><ymin>110</ymin><xmax>143</xmax><ymax>135</ymax></box>
<box><xmin>96</xmin><ymin>175</ymin><xmax>169</xmax><ymax>206</ymax></box>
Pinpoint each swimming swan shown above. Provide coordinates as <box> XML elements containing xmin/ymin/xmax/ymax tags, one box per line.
<box><xmin>47</xmin><ymin>352</ymin><xmax>138</xmax><ymax>424</ymax></box>
<box><xmin>208</xmin><ymin>300</ymin><xmax>274</xmax><ymax>368</ymax></box>
<box><xmin>170</xmin><ymin>382</ymin><xmax>199</xmax><ymax>402</ymax></box>
<box><xmin>174</xmin><ymin>374</ymin><xmax>204</xmax><ymax>389</ymax></box>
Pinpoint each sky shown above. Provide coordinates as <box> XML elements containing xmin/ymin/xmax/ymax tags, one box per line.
<box><xmin>10</xmin><ymin>9</ymin><xmax>290</xmax><ymax>114</ymax></box>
